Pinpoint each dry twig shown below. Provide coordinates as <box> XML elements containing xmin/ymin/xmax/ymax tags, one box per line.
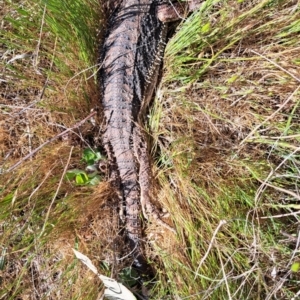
<box><xmin>2</xmin><ymin>111</ymin><xmax>97</xmax><ymax>173</ymax></box>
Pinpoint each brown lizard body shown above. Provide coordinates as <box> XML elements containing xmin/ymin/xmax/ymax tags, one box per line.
<box><xmin>99</xmin><ymin>0</ymin><xmax>202</xmax><ymax>279</ymax></box>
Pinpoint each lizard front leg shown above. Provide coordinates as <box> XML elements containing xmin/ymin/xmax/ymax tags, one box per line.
<box><xmin>157</xmin><ymin>0</ymin><xmax>203</xmax><ymax>22</ymax></box>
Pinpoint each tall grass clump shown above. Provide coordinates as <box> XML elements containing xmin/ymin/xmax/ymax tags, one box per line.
<box><xmin>0</xmin><ymin>0</ymin><xmax>113</xmax><ymax>299</ymax></box>
<box><xmin>148</xmin><ymin>0</ymin><xmax>300</xmax><ymax>298</ymax></box>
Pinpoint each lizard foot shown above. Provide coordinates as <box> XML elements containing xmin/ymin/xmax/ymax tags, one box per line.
<box><xmin>144</xmin><ymin>202</ymin><xmax>176</xmax><ymax>234</ymax></box>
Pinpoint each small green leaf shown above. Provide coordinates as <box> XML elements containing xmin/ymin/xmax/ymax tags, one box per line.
<box><xmin>66</xmin><ymin>172</ymin><xmax>76</xmax><ymax>180</ymax></box>
<box><xmin>291</xmin><ymin>262</ymin><xmax>300</xmax><ymax>272</ymax></box>
<box><xmin>66</xmin><ymin>169</ymin><xmax>84</xmax><ymax>180</ymax></box>
<box><xmin>75</xmin><ymin>172</ymin><xmax>89</xmax><ymax>185</ymax></box>
<box><xmin>82</xmin><ymin>148</ymin><xmax>96</xmax><ymax>163</ymax></box>
<box><xmin>87</xmin><ymin>159</ymin><xmax>95</xmax><ymax>165</ymax></box>
<box><xmin>95</xmin><ymin>151</ymin><xmax>103</xmax><ymax>161</ymax></box>
<box><xmin>87</xmin><ymin>171</ymin><xmax>98</xmax><ymax>178</ymax></box>
<box><xmin>67</xmin><ymin>169</ymin><xmax>85</xmax><ymax>175</ymax></box>
<box><xmin>82</xmin><ymin>148</ymin><xmax>103</xmax><ymax>165</ymax></box>
<box><xmin>88</xmin><ymin>175</ymin><xmax>101</xmax><ymax>186</ymax></box>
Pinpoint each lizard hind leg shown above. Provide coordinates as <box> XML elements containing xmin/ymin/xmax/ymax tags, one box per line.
<box><xmin>133</xmin><ymin>126</ymin><xmax>175</xmax><ymax>233</ymax></box>
<box><xmin>102</xmin><ymin>133</ymin><xmax>125</xmax><ymax>221</ymax></box>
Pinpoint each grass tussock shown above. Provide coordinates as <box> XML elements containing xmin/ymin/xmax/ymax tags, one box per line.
<box><xmin>0</xmin><ymin>0</ymin><xmax>114</xmax><ymax>299</ymax></box>
<box><xmin>1</xmin><ymin>0</ymin><xmax>300</xmax><ymax>299</ymax></box>
<box><xmin>147</xmin><ymin>0</ymin><xmax>300</xmax><ymax>298</ymax></box>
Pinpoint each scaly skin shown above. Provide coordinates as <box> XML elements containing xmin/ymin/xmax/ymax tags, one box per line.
<box><xmin>99</xmin><ymin>0</ymin><xmax>202</xmax><ymax>279</ymax></box>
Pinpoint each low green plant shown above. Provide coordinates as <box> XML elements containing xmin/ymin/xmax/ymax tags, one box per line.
<box><xmin>119</xmin><ymin>267</ymin><xmax>140</xmax><ymax>287</ymax></box>
<box><xmin>66</xmin><ymin>148</ymin><xmax>104</xmax><ymax>185</ymax></box>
